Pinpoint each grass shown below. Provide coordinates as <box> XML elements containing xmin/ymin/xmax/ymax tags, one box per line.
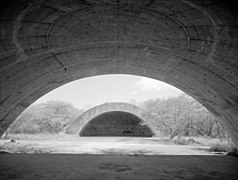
<box><xmin>0</xmin><ymin>140</ymin><xmax>53</xmax><ymax>154</ymax></box>
<box><xmin>209</xmin><ymin>142</ymin><xmax>238</xmax><ymax>157</ymax></box>
<box><xmin>4</xmin><ymin>133</ymin><xmax>74</xmax><ymax>141</ymax></box>
<box><xmin>209</xmin><ymin>142</ymin><xmax>236</xmax><ymax>152</ymax></box>
<box><xmin>171</xmin><ymin>136</ymin><xmax>196</xmax><ymax>145</ymax></box>
<box><xmin>192</xmin><ymin>136</ymin><xmax>228</xmax><ymax>146</ymax></box>
<box><xmin>170</xmin><ymin>135</ymin><xmax>238</xmax><ymax>155</ymax></box>
<box><xmin>1</xmin><ymin>133</ymin><xmax>238</xmax><ymax>156</ymax></box>
<box><xmin>192</xmin><ymin>136</ymin><xmax>237</xmax><ymax>153</ymax></box>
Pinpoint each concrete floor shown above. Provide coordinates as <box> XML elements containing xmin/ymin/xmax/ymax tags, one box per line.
<box><xmin>0</xmin><ymin>154</ymin><xmax>238</xmax><ymax>180</ymax></box>
<box><xmin>1</xmin><ymin>137</ymin><xmax>237</xmax><ymax>179</ymax></box>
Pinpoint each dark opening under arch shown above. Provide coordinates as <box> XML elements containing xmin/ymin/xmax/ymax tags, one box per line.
<box><xmin>80</xmin><ymin>111</ymin><xmax>154</xmax><ymax>137</ymax></box>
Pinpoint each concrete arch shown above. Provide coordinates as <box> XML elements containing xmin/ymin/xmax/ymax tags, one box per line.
<box><xmin>0</xmin><ymin>0</ymin><xmax>238</xmax><ymax>147</ymax></box>
<box><xmin>65</xmin><ymin>102</ymin><xmax>152</xmax><ymax>135</ymax></box>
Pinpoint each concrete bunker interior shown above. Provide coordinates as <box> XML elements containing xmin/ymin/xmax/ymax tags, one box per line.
<box><xmin>0</xmin><ymin>0</ymin><xmax>238</xmax><ymax>179</ymax></box>
<box><xmin>0</xmin><ymin>0</ymin><xmax>238</xmax><ymax>148</ymax></box>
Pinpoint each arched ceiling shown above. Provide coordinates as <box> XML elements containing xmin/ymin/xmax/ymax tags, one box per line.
<box><xmin>0</xmin><ymin>0</ymin><xmax>238</xmax><ymax>146</ymax></box>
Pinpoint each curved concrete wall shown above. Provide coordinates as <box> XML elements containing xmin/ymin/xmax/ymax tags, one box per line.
<box><xmin>0</xmin><ymin>0</ymin><xmax>238</xmax><ymax>147</ymax></box>
<box><xmin>65</xmin><ymin>102</ymin><xmax>149</xmax><ymax>134</ymax></box>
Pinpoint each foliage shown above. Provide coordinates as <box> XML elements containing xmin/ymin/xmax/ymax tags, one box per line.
<box><xmin>171</xmin><ymin>135</ymin><xmax>196</xmax><ymax>145</ymax></box>
<box><xmin>140</xmin><ymin>94</ymin><xmax>228</xmax><ymax>139</ymax></box>
<box><xmin>8</xmin><ymin>101</ymin><xmax>82</xmax><ymax>134</ymax></box>
<box><xmin>7</xmin><ymin>94</ymin><xmax>229</xmax><ymax>140</ymax></box>
<box><xmin>209</xmin><ymin>141</ymin><xmax>235</xmax><ymax>152</ymax></box>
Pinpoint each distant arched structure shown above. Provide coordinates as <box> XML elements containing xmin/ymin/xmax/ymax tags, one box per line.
<box><xmin>65</xmin><ymin>102</ymin><xmax>154</xmax><ymax>136</ymax></box>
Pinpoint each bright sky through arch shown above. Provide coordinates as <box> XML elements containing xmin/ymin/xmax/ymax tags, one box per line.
<box><xmin>35</xmin><ymin>75</ymin><xmax>183</xmax><ymax>110</ymax></box>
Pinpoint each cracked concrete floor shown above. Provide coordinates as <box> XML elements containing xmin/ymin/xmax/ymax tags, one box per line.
<box><xmin>0</xmin><ymin>154</ymin><xmax>238</xmax><ymax>180</ymax></box>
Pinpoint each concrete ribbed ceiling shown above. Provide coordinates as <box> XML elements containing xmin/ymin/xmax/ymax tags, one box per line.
<box><xmin>0</xmin><ymin>0</ymin><xmax>238</xmax><ymax>147</ymax></box>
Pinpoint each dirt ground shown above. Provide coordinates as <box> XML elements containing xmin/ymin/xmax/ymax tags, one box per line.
<box><xmin>0</xmin><ymin>136</ymin><xmax>217</xmax><ymax>155</ymax></box>
<box><xmin>1</xmin><ymin>154</ymin><xmax>238</xmax><ymax>180</ymax></box>
<box><xmin>1</xmin><ymin>136</ymin><xmax>237</xmax><ymax>179</ymax></box>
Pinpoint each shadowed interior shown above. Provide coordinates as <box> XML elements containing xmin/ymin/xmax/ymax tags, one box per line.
<box><xmin>80</xmin><ymin>111</ymin><xmax>154</xmax><ymax>137</ymax></box>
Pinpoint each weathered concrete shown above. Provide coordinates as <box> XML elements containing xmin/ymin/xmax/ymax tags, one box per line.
<box><xmin>65</xmin><ymin>102</ymin><xmax>153</xmax><ymax>136</ymax></box>
<box><xmin>0</xmin><ymin>0</ymin><xmax>238</xmax><ymax>147</ymax></box>
<box><xmin>1</xmin><ymin>154</ymin><xmax>238</xmax><ymax>179</ymax></box>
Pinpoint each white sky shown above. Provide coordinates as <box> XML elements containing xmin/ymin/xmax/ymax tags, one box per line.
<box><xmin>34</xmin><ymin>75</ymin><xmax>183</xmax><ymax>110</ymax></box>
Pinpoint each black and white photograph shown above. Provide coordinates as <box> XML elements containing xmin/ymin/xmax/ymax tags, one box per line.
<box><xmin>0</xmin><ymin>0</ymin><xmax>238</xmax><ymax>179</ymax></box>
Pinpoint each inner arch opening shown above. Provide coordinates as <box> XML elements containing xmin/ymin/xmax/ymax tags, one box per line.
<box><xmin>0</xmin><ymin>1</ymin><xmax>238</xmax><ymax>178</ymax></box>
<box><xmin>3</xmin><ymin>74</ymin><xmax>235</xmax><ymax>157</ymax></box>
<box><xmin>80</xmin><ymin>111</ymin><xmax>154</xmax><ymax>137</ymax></box>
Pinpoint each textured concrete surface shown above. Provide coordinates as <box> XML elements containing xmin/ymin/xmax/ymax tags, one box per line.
<box><xmin>0</xmin><ymin>0</ymin><xmax>238</xmax><ymax>147</ymax></box>
<box><xmin>1</xmin><ymin>154</ymin><xmax>238</xmax><ymax>180</ymax></box>
<box><xmin>80</xmin><ymin>111</ymin><xmax>154</xmax><ymax>136</ymax></box>
<box><xmin>65</xmin><ymin>102</ymin><xmax>152</xmax><ymax>135</ymax></box>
